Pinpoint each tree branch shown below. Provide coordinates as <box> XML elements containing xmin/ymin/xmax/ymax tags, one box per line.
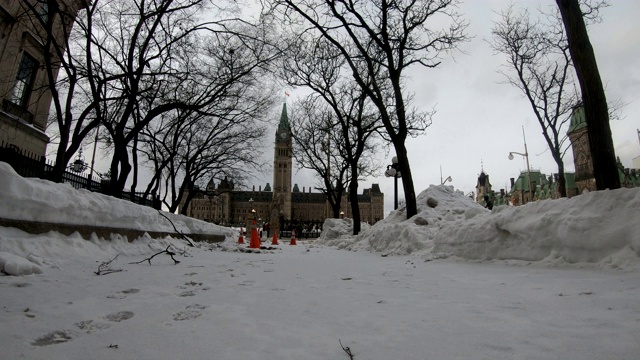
<box><xmin>130</xmin><ymin>245</ymin><xmax>180</xmax><ymax>265</ymax></box>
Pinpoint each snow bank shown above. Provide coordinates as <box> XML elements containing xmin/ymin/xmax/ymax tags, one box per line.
<box><xmin>0</xmin><ymin>163</ymin><xmax>232</xmax><ymax>237</ymax></box>
<box><xmin>434</xmin><ymin>187</ymin><xmax>640</xmax><ymax>268</ymax></box>
<box><xmin>319</xmin><ymin>183</ymin><xmax>640</xmax><ymax>270</ymax></box>
<box><xmin>0</xmin><ymin>251</ymin><xmax>42</xmax><ymax>275</ymax></box>
<box><xmin>318</xmin><ymin>185</ymin><xmax>485</xmax><ymax>255</ymax></box>
<box><xmin>2</xmin><ymin>160</ymin><xmax>639</xmax><ymax>271</ymax></box>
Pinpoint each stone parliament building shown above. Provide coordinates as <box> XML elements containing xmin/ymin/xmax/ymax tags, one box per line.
<box><xmin>475</xmin><ymin>105</ymin><xmax>640</xmax><ymax>207</ymax></box>
<box><xmin>179</xmin><ymin>104</ymin><xmax>384</xmax><ymax>231</ymax></box>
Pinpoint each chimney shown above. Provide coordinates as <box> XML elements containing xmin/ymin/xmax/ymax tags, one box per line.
<box><xmin>252</xmin><ymin>185</ymin><xmax>255</xmax><ymax>192</ymax></box>
<box><xmin>303</xmin><ymin>186</ymin><xmax>305</xmax><ymax>193</ymax></box>
<box><xmin>259</xmin><ymin>185</ymin><xmax>262</xmax><ymax>192</ymax></box>
<box><xmin>510</xmin><ymin>177</ymin><xmax>515</xmax><ymax>188</ymax></box>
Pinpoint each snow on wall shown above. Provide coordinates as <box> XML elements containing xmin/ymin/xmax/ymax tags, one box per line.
<box><xmin>0</xmin><ymin>163</ymin><xmax>232</xmax><ymax>237</ymax></box>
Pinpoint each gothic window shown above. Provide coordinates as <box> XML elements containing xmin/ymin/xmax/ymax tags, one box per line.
<box><xmin>37</xmin><ymin>1</ymin><xmax>49</xmax><ymax>23</ymax></box>
<box><xmin>11</xmin><ymin>52</ymin><xmax>39</xmax><ymax>108</ymax></box>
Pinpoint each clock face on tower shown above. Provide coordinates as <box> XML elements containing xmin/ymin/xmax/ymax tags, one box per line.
<box><xmin>279</xmin><ymin>132</ymin><xmax>287</xmax><ymax>139</ymax></box>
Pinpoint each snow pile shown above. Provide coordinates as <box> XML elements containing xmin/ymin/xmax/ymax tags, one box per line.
<box><xmin>319</xmin><ymin>183</ymin><xmax>640</xmax><ymax>270</ymax></box>
<box><xmin>316</xmin><ymin>218</ymin><xmax>371</xmax><ymax>249</ymax></box>
<box><xmin>0</xmin><ymin>251</ymin><xmax>43</xmax><ymax>275</ymax></box>
<box><xmin>319</xmin><ymin>185</ymin><xmax>485</xmax><ymax>255</ymax></box>
<box><xmin>2</xmin><ymin>160</ymin><xmax>640</xmax><ymax>272</ymax></box>
<box><xmin>0</xmin><ymin>226</ymin><xmax>188</xmax><ymax>262</ymax></box>
<box><xmin>434</xmin><ymin>187</ymin><xmax>640</xmax><ymax>268</ymax></box>
<box><xmin>0</xmin><ymin>162</ymin><xmax>232</xmax><ymax>237</ymax></box>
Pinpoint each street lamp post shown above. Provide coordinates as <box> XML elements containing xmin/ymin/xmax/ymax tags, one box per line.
<box><xmin>89</xmin><ymin>123</ymin><xmax>100</xmax><ymax>181</ymax></box>
<box><xmin>69</xmin><ymin>148</ymin><xmax>88</xmax><ymax>173</ymax></box>
<box><xmin>247</xmin><ymin>198</ymin><xmax>255</xmax><ymax>234</ymax></box>
<box><xmin>439</xmin><ymin>165</ymin><xmax>452</xmax><ymax>185</ymax></box>
<box><xmin>385</xmin><ymin>156</ymin><xmax>401</xmax><ymax>210</ymax></box>
<box><xmin>508</xmin><ymin>126</ymin><xmax>533</xmax><ymax>203</ymax></box>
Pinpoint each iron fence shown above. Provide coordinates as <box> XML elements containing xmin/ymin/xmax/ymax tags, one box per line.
<box><xmin>0</xmin><ymin>141</ymin><xmax>159</xmax><ymax>209</ymax></box>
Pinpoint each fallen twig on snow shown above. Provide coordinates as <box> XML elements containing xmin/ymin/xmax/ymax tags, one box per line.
<box><xmin>156</xmin><ymin>210</ymin><xmax>195</xmax><ymax>247</ymax></box>
<box><xmin>339</xmin><ymin>339</ymin><xmax>355</xmax><ymax>360</ymax></box>
<box><xmin>129</xmin><ymin>245</ymin><xmax>180</xmax><ymax>265</ymax></box>
<box><xmin>94</xmin><ymin>253</ymin><xmax>124</xmax><ymax>275</ymax></box>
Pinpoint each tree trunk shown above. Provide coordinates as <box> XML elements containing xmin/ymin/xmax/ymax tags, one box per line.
<box><xmin>131</xmin><ymin>133</ymin><xmax>138</xmax><ymax>195</ymax></box>
<box><xmin>394</xmin><ymin>144</ymin><xmax>417</xmax><ymax>218</ymax></box>
<box><xmin>49</xmin><ymin>131</ymin><xmax>71</xmax><ymax>182</ymax></box>
<box><xmin>557</xmin><ymin>162</ymin><xmax>567</xmax><ymax>198</ymax></box>
<box><xmin>108</xmin><ymin>136</ymin><xmax>131</xmax><ymax>198</ymax></box>
<box><xmin>349</xmin><ymin>168</ymin><xmax>361</xmax><ymax>235</ymax></box>
<box><xmin>556</xmin><ymin>0</ymin><xmax>620</xmax><ymax>190</ymax></box>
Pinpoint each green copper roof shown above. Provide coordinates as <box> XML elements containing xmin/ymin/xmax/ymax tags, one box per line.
<box><xmin>567</xmin><ymin>105</ymin><xmax>587</xmax><ymax>134</ymax></box>
<box><xmin>509</xmin><ymin>171</ymin><xmax>577</xmax><ymax>196</ymax></box>
<box><xmin>564</xmin><ymin>172</ymin><xmax>576</xmax><ymax>189</ymax></box>
<box><xmin>292</xmin><ymin>183</ymin><xmax>300</xmax><ymax>192</ymax></box>
<box><xmin>510</xmin><ymin>170</ymin><xmax>546</xmax><ymax>192</ymax></box>
<box><xmin>264</xmin><ymin>183</ymin><xmax>271</xmax><ymax>192</ymax></box>
<box><xmin>278</xmin><ymin>103</ymin><xmax>290</xmax><ymax>132</ymax></box>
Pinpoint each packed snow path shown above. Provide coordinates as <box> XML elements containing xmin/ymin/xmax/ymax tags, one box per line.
<box><xmin>1</xmin><ymin>240</ymin><xmax>639</xmax><ymax>360</ymax></box>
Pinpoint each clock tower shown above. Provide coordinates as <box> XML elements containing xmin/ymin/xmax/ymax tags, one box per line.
<box><xmin>272</xmin><ymin>103</ymin><xmax>293</xmax><ymax>224</ymax></box>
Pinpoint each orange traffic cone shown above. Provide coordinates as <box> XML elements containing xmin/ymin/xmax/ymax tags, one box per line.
<box><xmin>249</xmin><ymin>223</ymin><xmax>261</xmax><ymax>249</ymax></box>
<box><xmin>289</xmin><ymin>229</ymin><xmax>297</xmax><ymax>245</ymax></box>
<box><xmin>271</xmin><ymin>231</ymin><xmax>278</xmax><ymax>245</ymax></box>
<box><xmin>238</xmin><ymin>228</ymin><xmax>245</xmax><ymax>244</ymax></box>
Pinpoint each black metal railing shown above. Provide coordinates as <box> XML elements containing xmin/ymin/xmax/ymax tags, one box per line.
<box><xmin>278</xmin><ymin>230</ymin><xmax>321</xmax><ymax>239</ymax></box>
<box><xmin>0</xmin><ymin>140</ymin><xmax>159</xmax><ymax>209</ymax></box>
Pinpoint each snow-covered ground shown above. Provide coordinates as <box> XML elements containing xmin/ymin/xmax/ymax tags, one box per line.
<box><xmin>1</xmin><ymin>162</ymin><xmax>639</xmax><ymax>360</ymax></box>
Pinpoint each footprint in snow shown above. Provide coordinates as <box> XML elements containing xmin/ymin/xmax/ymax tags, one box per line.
<box><xmin>75</xmin><ymin>319</ymin><xmax>112</xmax><ymax>333</ymax></box>
<box><xmin>104</xmin><ymin>311</ymin><xmax>134</xmax><ymax>322</ymax></box>
<box><xmin>172</xmin><ymin>304</ymin><xmax>207</xmax><ymax>321</ymax></box>
<box><xmin>31</xmin><ymin>330</ymin><xmax>76</xmax><ymax>346</ymax></box>
<box><xmin>107</xmin><ymin>288</ymin><xmax>140</xmax><ymax>299</ymax></box>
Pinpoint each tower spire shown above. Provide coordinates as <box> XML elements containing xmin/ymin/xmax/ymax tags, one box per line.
<box><xmin>278</xmin><ymin>103</ymin><xmax>290</xmax><ymax>133</ymax></box>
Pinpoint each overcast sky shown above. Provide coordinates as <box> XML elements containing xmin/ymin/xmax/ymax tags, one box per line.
<box><xmin>252</xmin><ymin>0</ymin><xmax>640</xmax><ymax>216</ymax></box>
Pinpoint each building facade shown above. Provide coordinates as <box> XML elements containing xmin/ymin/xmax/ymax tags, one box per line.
<box><xmin>480</xmin><ymin>105</ymin><xmax>640</xmax><ymax>207</ymax></box>
<box><xmin>179</xmin><ymin>103</ymin><xmax>384</xmax><ymax>230</ymax></box>
<box><xmin>567</xmin><ymin>105</ymin><xmax>640</xmax><ymax>193</ymax></box>
<box><xmin>567</xmin><ymin>105</ymin><xmax>597</xmax><ymax>194</ymax></box>
<box><xmin>0</xmin><ymin>1</ymin><xmax>86</xmax><ymax>155</ymax></box>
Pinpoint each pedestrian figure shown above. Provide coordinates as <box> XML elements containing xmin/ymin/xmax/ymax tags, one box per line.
<box><xmin>484</xmin><ymin>195</ymin><xmax>493</xmax><ymax>210</ymax></box>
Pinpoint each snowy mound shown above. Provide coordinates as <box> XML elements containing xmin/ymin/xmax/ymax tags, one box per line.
<box><xmin>0</xmin><ymin>251</ymin><xmax>43</xmax><ymax>276</ymax></box>
<box><xmin>434</xmin><ymin>187</ymin><xmax>640</xmax><ymax>268</ymax></box>
<box><xmin>319</xmin><ymin>183</ymin><xmax>640</xmax><ymax>270</ymax></box>
<box><xmin>317</xmin><ymin>218</ymin><xmax>371</xmax><ymax>249</ymax></box>
<box><xmin>0</xmin><ymin>163</ymin><xmax>232</xmax><ymax>237</ymax></box>
<box><xmin>318</xmin><ymin>185</ymin><xmax>486</xmax><ymax>255</ymax></box>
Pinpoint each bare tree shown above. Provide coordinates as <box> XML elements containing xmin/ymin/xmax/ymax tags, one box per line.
<box><xmin>490</xmin><ymin>5</ymin><xmax>578</xmax><ymax>197</ymax></box>
<box><xmin>80</xmin><ymin>0</ymin><xmax>281</xmax><ymax>197</ymax></box>
<box><xmin>556</xmin><ymin>0</ymin><xmax>620</xmax><ymax>190</ymax></box>
<box><xmin>267</xmin><ymin>0</ymin><xmax>468</xmax><ymax>218</ymax></box>
<box><xmin>288</xmin><ymin>98</ymin><xmax>349</xmax><ymax>221</ymax></box>
<box><xmin>283</xmin><ymin>37</ymin><xmax>383</xmax><ymax>234</ymax></box>
<box><xmin>138</xmin><ymin>86</ymin><xmax>275</xmax><ymax>213</ymax></box>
